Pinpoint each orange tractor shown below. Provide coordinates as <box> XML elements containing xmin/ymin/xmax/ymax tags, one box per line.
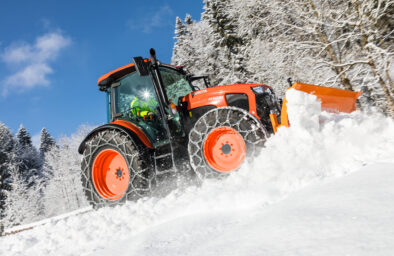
<box><xmin>79</xmin><ymin>49</ymin><xmax>361</xmax><ymax>207</ymax></box>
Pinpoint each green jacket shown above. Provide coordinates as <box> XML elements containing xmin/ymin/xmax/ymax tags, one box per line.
<box><xmin>130</xmin><ymin>97</ymin><xmax>157</xmax><ymax>117</ymax></box>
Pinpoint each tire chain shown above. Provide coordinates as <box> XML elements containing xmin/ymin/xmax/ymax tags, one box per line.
<box><xmin>81</xmin><ymin>129</ymin><xmax>154</xmax><ymax>208</ymax></box>
<box><xmin>188</xmin><ymin>107</ymin><xmax>267</xmax><ymax>180</ymax></box>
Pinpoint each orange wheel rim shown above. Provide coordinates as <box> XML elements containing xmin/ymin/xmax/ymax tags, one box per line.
<box><xmin>203</xmin><ymin>127</ymin><xmax>246</xmax><ymax>173</ymax></box>
<box><xmin>92</xmin><ymin>149</ymin><xmax>130</xmax><ymax>201</ymax></box>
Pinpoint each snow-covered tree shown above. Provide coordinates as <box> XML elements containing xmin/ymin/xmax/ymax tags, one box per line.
<box><xmin>42</xmin><ymin>126</ymin><xmax>89</xmax><ymax>217</ymax></box>
<box><xmin>39</xmin><ymin>128</ymin><xmax>56</xmax><ymax>158</ymax></box>
<box><xmin>172</xmin><ymin>0</ymin><xmax>394</xmax><ymax>115</ymax></box>
<box><xmin>14</xmin><ymin>125</ymin><xmax>42</xmax><ymax>185</ymax></box>
<box><xmin>0</xmin><ymin>123</ymin><xmax>93</xmax><ymax>227</ymax></box>
<box><xmin>172</xmin><ymin>14</ymin><xmax>203</xmax><ymax>74</ymax></box>
<box><xmin>173</xmin><ymin>15</ymin><xmax>219</xmax><ymax>86</ymax></box>
<box><xmin>16</xmin><ymin>125</ymin><xmax>32</xmax><ymax>148</ymax></box>
<box><xmin>0</xmin><ymin>122</ymin><xmax>14</xmax><ymax>225</ymax></box>
<box><xmin>266</xmin><ymin>0</ymin><xmax>394</xmax><ymax>114</ymax></box>
<box><xmin>175</xmin><ymin>17</ymin><xmax>186</xmax><ymax>41</ymax></box>
<box><xmin>173</xmin><ymin>17</ymin><xmax>186</xmax><ymax>55</ymax></box>
<box><xmin>185</xmin><ymin>13</ymin><xmax>194</xmax><ymax>26</ymax></box>
<box><xmin>2</xmin><ymin>161</ymin><xmax>42</xmax><ymax>228</ymax></box>
<box><xmin>203</xmin><ymin>0</ymin><xmax>248</xmax><ymax>84</ymax></box>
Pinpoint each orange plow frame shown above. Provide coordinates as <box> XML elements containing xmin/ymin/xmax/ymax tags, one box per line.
<box><xmin>270</xmin><ymin>83</ymin><xmax>362</xmax><ymax>133</ymax></box>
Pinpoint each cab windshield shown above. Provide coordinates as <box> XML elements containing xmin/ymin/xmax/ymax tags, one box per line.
<box><xmin>159</xmin><ymin>67</ymin><xmax>193</xmax><ymax>106</ymax></box>
<box><xmin>110</xmin><ymin>66</ymin><xmax>193</xmax><ymax>145</ymax></box>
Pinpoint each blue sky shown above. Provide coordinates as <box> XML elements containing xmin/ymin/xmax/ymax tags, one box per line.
<box><xmin>0</xmin><ymin>0</ymin><xmax>204</xmax><ymax>145</ymax></box>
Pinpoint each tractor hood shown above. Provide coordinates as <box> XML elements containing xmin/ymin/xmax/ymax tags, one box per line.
<box><xmin>182</xmin><ymin>83</ymin><xmax>272</xmax><ymax>111</ymax></box>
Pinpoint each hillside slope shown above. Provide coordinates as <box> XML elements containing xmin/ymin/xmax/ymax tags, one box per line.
<box><xmin>1</xmin><ymin>90</ymin><xmax>393</xmax><ymax>256</ymax></box>
<box><xmin>95</xmin><ymin>163</ymin><xmax>394</xmax><ymax>256</ymax></box>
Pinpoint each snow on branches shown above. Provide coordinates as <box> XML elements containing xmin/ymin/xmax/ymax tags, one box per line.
<box><xmin>172</xmin><ymin>0</ymin><xmax>394</xmax><ymax>115</ymax></box>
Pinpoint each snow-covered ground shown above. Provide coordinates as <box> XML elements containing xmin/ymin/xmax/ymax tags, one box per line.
<box><xmin>1</xmin><ymin>89</ymin><xmax>394</xmax><ymax>256</ymax></box>
<box><xmin>95</xmin><ymin>163</ymin><xmax>394</xmax><ymax>256</ymax></box>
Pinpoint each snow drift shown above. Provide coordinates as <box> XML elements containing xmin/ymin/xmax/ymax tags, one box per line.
<box><xmin>1</xmin><ymin>89</ymin><xmax>394</xmax><ymax>255</ymax></box>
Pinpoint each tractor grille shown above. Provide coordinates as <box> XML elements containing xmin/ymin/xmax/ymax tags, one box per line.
<box><xmin>252</xmin><ymin>89</ymin><xmax>280</xmax><ymax>133</ymax></box>
<box><xmin>254</xmin><ymin>93</ymin><xmax>272</xmax><ymax>119</ymax></box>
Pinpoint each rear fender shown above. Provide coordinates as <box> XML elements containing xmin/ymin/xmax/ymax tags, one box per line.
<box><xmin>78</xmin><ymin>121</ymin><xmax>153</xmax><ymax>154</ymax></box>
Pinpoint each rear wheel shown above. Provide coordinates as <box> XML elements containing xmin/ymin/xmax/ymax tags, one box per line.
<box><xmin>188</xmin><ymin>107</ymin><xmax>267</xmax><ymax>180</ymax></box>
<box><xmin>81</xmin><ymin>129</ymin><xmax>154</xmax><ymax>208</ymax></box>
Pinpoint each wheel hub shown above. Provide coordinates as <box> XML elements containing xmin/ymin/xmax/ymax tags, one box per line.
<box><xmin>203</xmin><ymin>127</ymin><xmax>246</xmax><ymax>173</ymax></box>
<box><xmin>221</xmin><ymin>144</ymin><xmax>232</xmax><ymax>155</ymax></box>
<box><xmin>116</xmin><ymin>168</ymin><xmax>124</xmax><ymax>178</ymax></box>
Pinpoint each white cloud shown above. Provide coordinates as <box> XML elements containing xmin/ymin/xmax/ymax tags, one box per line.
<box><xmin>1</xmin><ymin>31</ymin><xmax>71</xmax><ymax>96</ymax></box>
<box><xmin>2</xmin><ymin>44</ymin><xmax>31</xmax><ymax>64</ymax></box>
<box><xmin>128</xmin><ymin>5</ymin><xmax>174</xmax><ymax>33</ymax></box>
<box><xmin>5</xmin><ymin>63</ymin><xmax>52</xmax><ymax>89</ymax></box>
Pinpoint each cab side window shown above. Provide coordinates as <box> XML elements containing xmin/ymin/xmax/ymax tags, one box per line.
<box><xmin>113</xmin><ymin>72</ymin><xmax>168</xmax><ymax>146</ymax></box>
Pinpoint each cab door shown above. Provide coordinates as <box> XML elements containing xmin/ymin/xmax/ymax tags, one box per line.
<box><xmin>157</xmin><ymin>66</ymin><xmax>194</xmax><ymax>138</ymax></box>
<box><xmin>110</xmin><ymin>71</ymin><xmax>169</xmax><ymax>147</ymax></box>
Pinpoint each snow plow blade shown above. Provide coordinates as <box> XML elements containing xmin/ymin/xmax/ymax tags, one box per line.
<box><xmin>270</xmin><ymin>82</ymin><xmax>362</xmax><ymax>133</ymax></box>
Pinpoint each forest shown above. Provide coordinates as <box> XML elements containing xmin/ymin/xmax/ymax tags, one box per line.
<box><xmin>173</xmin><ymin>0</ymin><xmax>393</xmax><ymax>115</ymax></box>
<box><xmin>0</xmin><ymin>124</ymin><xmax>89</xmax><ymax>231</ymax></box>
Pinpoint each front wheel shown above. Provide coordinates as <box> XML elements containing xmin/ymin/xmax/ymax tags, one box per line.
<box><xmin>81</xmin><ymin>129</ymin><xmax>154</xmax><ymax>208</ymax></box>
<box><xmin>188</xmin><ymin>107</ymin><xmax>267</xmax><ymax>180</ymax></box>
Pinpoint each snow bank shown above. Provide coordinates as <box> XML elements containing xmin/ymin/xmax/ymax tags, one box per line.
<box><xmin>1</xmin><ymin>89</ymin><xmax>394</xmax><ymax>255</ymax></box>
<box><xmin>246</xmin><ymin>89</ymin><xmax>394</xmax><ymax>193</ymax></box>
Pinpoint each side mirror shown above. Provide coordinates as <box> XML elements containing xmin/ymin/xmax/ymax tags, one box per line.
<box><xmin>287</xmin><ymin>77</ymin><xmax>293</xmax><ymax>88</ymax></box>
<box><xmin>133</xmin><ymin>57</ymin><xmax>150</xmax><ymax>76</ymax></box>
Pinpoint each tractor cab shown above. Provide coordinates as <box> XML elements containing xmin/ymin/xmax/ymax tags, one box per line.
<box><xmin>97</xmin><ymin>54</ymin><xmax>196</xmax><ymax>148</ymax></box>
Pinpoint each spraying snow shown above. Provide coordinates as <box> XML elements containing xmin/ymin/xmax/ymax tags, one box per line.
<box><xmin>1</xmin><ymin>89</ymin><xmax>394</xmax><ymax>255</ymax></box>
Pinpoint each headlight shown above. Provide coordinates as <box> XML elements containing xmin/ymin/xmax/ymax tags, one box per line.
<box><xmin>251</xmin><ymin>86</ymin><xmax>271</xmax><ymax>94</ymax></box>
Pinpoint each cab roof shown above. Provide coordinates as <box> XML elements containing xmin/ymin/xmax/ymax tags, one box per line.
<box><xmin>98</xmin><ymin>63</ymin><xmax>136</xmax><ymax>91</ymax></box>
<box><xmin>97</xmin><ymin>61</ymin><xmax>181</xmax><ymax>91</ymax></box>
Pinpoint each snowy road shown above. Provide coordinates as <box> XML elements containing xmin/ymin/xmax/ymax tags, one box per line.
<box><xmin>1</xmin><ymin>90</ymin><xmax>393</xmax><ymax>255</ymax></box>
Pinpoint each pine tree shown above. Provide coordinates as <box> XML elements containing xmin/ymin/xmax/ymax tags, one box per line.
<box><xmin>0</xmin><ymin>122</ymin><xmax>14</xmax><ymax>226</ymax></box>
<box><xmin>172</xmin><ymin>14</ymin><xmax>202</xmax><ymax>75</ymax></box>
<box><xmin>204</xmin><ymin>0</ymin><xmax>241</xmax><ymax>51</ymax></box>
<box><xmin>39</xmin><ymin>128</ymin><xmax>56</xmax><ymax>158</ymax></box>
<box><xmin>15</xmin><ymin>125</ymin><xmax>41</xmax><ymax>186</ymax></box>
<box><xmin>172</xmin><ymin>17</ymin><xmax>187</xmax><ymax>65</ymax></box>
<box><xmin>185</xmin><ymin>13</ymin><xmax>193</xmax><ymax>26</ymax></box>
<box><xmin>16</xmin><ymin>125</ymin><xmax>32</xmax><ymax>148</ymax></box>
<box><xmin>175</xmin><ymin>16</ymin><xmax>186</xmax><ymax>40</ymax></box>
<box><xmin>202</xmin><ymin>0</ymin><xmax>248</xmax><ymax>84</ymax></box>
